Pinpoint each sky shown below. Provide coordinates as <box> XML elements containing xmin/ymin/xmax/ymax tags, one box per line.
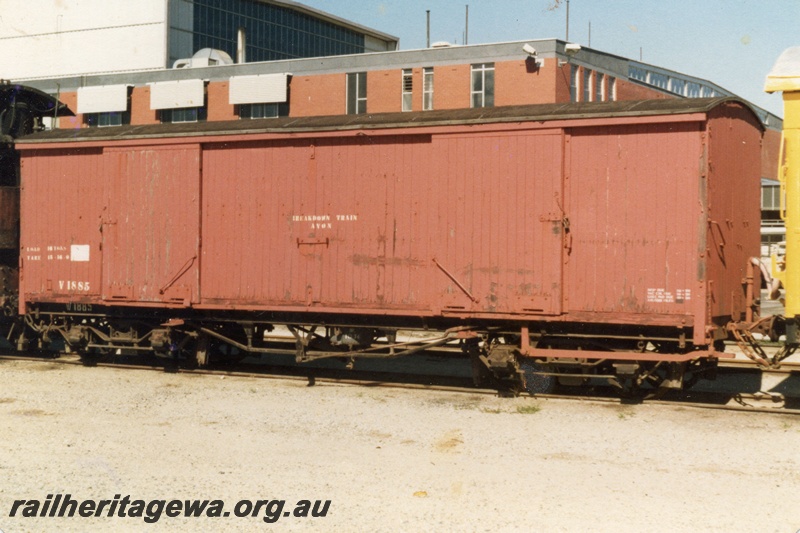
<box><xmin>299</xmin><ymin>0</ymin><xmax>800</xmax><ymax>118</ymax></box>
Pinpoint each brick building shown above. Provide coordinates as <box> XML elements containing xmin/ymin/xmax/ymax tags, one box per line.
<box><xmin>7</xmin><ymin>1</ymin><xmax>782</xmax><ymax>248</ymax></box>
<box><xmin>18</xmin><ymin>38</ymin><xmax>780</xmax><ymax>180</ymax></box>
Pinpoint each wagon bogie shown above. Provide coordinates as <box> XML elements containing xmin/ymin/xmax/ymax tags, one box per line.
<box><xmin>518</xmin><ymin>356</ymin><xmax>714</xmax><ymax>397</ymax></box>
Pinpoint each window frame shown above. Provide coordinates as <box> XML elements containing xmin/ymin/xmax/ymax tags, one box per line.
<box><xmin>570</xmin><ymin>65</ymin><xmax>580</xmax><ymax>102</ymax></box>
<box><xmin>401</xmin><ymin>68</ymin><xmax>413</xmax><ymax>112</ymax></box>
<box><xmin>159</xmin><ymin>107</ymin><xmax>207</xmax><ymax>124</ymax></box>
<box><xmin>84</xmin><ymin>110</ymin><xmax>130</xmax><ymax>128</ymax></box>
<box><xmin>346</xmin><ymin>72</ymin><xmax>367</xmax><ymax>115</ymax></box>
<box><xmin>422</xmin><ymin>67</ymin><xmax>434</xmax><ymax>111</ymax></box>
<box><xmin>583</xmin><ymin>68</ymin><xmax>593</xmax><ymax>102</ymax></box>
<box><xmin>595</xmin><ymin>72</ymin><xmax>604</xmax><ymax>102</ymax></box>
<box><xmin>238</xmin><ymin>102</ymin><xmax>288</xmax><ymax>119</ymax></box>
<box><xmin>470</xmin><ymin>63</ymin><xmax>495</xmax><ymax>108</ymax></box>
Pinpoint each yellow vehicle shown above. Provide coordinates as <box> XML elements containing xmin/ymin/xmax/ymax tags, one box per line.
<box><xmin>766</xmin><ymin>47</ymin><xmax>800</xmax><ymax>343</ymax></box>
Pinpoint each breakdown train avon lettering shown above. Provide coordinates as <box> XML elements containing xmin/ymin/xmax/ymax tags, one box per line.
<box><xmin>291</xmin><ymin>214</ymin><xmax>358</xmax><ymax>230</ymax></box>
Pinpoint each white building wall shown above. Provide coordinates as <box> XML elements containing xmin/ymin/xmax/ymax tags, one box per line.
<box><xmin>0</xmin><ymin>0</ymin><xmax>169</xmax><ymax>80</ymax></box>
<box><xmin>365</xmin><ymin>34</ymin><xmax>394</xmax><ymax>53</ymax></box>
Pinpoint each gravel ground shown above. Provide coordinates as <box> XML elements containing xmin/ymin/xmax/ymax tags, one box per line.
<box><xmin>1</xmin><ymin>359</ymin><xmax>799</xmax><ymax>533</ymax></box>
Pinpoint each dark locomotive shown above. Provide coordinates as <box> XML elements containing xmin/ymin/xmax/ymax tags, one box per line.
<box><xmin>0</xmin><ymin>91</ymin><xmax>782</xmax><ymax>394</ymax></box>
<box><xmin>0</xmin><ymin>83</ymin><xmax>72</xmax><ymax>340</ymax></box>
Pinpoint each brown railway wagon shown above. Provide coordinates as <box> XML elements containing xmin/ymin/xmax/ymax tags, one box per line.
<box><xmin>14</xmin><ymin>98</ymin><xmax>762</xmax><ymax>385</ymax></box>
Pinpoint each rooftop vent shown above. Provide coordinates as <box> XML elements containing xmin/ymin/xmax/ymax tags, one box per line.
<box><xmin>173</xmin><ymin>48</ymin><xmax>235</xmax><ymax>69</ymax></box>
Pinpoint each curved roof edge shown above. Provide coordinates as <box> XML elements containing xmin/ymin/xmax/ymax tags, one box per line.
<box><xmin>17</xmin><ymin>97</ymin><xmax>761</xmax><ymax>144</ymax></box>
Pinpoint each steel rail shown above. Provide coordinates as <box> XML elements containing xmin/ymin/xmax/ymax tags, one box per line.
<box><xmin>0</xmin><ymin>352</ymin><xmax>798</xmax><ymax>416</ymax></box>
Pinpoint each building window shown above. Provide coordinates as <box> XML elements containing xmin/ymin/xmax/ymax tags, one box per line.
<box><xmin>701</xmin><ymin>86</ymin><xmax>717</xmax><ymax>98</ymax></box>
<box><xmin>84</xmin><ymin>111</ymin><xmax>130</xmax><ymax>128</ymax></box>
<box><xmin>570</xmin><ymin>65</ymin><xmax>580</xmax><ymax>102</ymax></box>
<box><xmin>649</xmin><ymin>71</ymin><xmax>669</xmax><ymax>90</ymax></box>
<box><xmin>423</xmin><ymin>67</ymin><xmax>434</xmax><ymax>111</ymax></box>
<box><xmin>347</xmin><ymin>72</ymin><xmax>367</xmax><ymax>114</ymax></box>
<box><xmin>186</xmin><ymin>0</ymin><xmax>367</xmax><ymax>65</ymax></box>
<box><xmin>595</xmin><ymin>72</ymin><xmax>604</xmax><ymax>102</ymax></box>
<box><xmin>762</xmin><ymin>183</ymin><xmax>780</xmax><ymax>211</ymax></box>
<box><xmin>670</xmin><ymin>78</ymin><xmax>686</xmax><ymax>96</ymax></box>
<box><xmin>402</xmin><ymin>69</ymin><xmax>413</xmax><ymax>112</ymax></box>
<box><xmin>471</xmin><ymin>63</ymin><xmax>494</xmax><ymax>108</ymax></box>
<box><xmin>608</xmin><ymin>76</ymin><xmax>616</xmax><ymax>101</ymax></box>
<box><xmin>238</xmin><ymin>102</ymin><xmax>288</xmax><ymax>119</ymax></box>
<box><xmin>160</xmin><ymin>107</ymin><xmax>206</xmax><ymax>123</ymax></box>
<box><xmin>583</xmin><ymin>69</ymin><xmax>593</xmax><ymax>102</ymax></box>
<box><xmin>184</xmin><ymin>0</ymin><xmax>368</xmax><ymax>65</ymax></box>
<box><xmin>629</xmin><ymin>66</ymin><xmax>647</xmax><ymax>82</ymax></box>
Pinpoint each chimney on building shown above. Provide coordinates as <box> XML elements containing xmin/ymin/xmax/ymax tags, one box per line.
<box><xmin>237</xmin><ymin>27</ymin><xmax>247</xmax><ymax>63</ymax></box>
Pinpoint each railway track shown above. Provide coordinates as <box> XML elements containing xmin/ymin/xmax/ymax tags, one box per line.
<box><xmin>1</xmin><ymin>349</ymin><xmax>798</xmax><ymax>416</ymax></box>
<box><xmin>720</xmin><ymin>358</ymin><xmax>800</xmax><ymax>373</ymax></box>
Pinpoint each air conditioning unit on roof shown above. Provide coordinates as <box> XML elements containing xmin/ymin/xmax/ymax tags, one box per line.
<box><xmin>173</xmin><ymin>48</ymin><xmax>234</xmax><ymax>69</ymax></box>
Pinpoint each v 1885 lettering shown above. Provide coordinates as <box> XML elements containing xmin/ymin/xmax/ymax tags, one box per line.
<box><xmin>59</xmin><ymin>281</ymin><xmax>90</xmax><ymax>292</ymax></box>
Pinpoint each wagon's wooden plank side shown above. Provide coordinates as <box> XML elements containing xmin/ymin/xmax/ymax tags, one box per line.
<box><xmin>17</xmin><ymin>98</ymin><xmax>762</xmax><ymax>347</ymax></box>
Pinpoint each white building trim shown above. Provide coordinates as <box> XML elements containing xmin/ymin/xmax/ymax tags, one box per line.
<box><xmin>229</xmin><ymin>74</ymin><xmax>289</xmax><ymax>105</ymax></box>
<box><xmin>150</xmin><ymin>79</ymin><xmax>205</xmax><ymax>110</ymax></box>
<box><xmin>77</xmin><ymin>85</ymin><xmax>130</xmax><ymax>114</ymax></box>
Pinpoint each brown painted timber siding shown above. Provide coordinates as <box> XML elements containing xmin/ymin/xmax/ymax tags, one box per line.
<box><xmin>17</xmin><ymin>99</ymin><xmax>762</xmax><ymax>343</ymax></box>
